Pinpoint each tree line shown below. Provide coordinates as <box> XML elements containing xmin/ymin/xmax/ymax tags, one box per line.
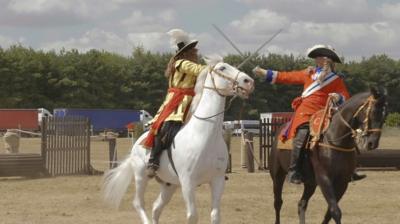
<box><xmin>1</xmin><ymin>45</ymin><xmax>399</xmax><ymax>123</ymax></box>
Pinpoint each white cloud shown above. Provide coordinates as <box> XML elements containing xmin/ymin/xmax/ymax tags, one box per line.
<box><xmin>7</xmin><ymin>0</ymin><xmax>71</xmax><ymax>13</ymax></box>
<box><xmin>236</xmin><ymin>0</ymin><xmax>378</xmax><ymax>23</ymax></box>
<box><xmin>121</xmin><ymin>9</ymin><xmax>176</xmax><ymax>32</ymax></box>
<box><xmin>230</xmin><ymin>9</ymin><xmax>290</xmax><ymax>35</ymax></box>
<box><xmin>127</xmin><ymin>32</ymin><xmax>167</xmax><ymax>52</ymax></box>
<box><xmin>0</xmin><ymin>34</ymin><xmax>22</xmax><ymax>48</ymax></box>
<box><xmin>42</xmin><ymin>29</ymin><xmax>130</xmax><ymax>54</ymax></box>
<box><xmin>1</xmin><ymin>0</ymin><xmax>400</xmax><ymax>59</ymax></box>
<box><xmin>225</xmin><ymin>7</ymin><xmax>400</xmax><ymax>60</ymax></box>
<box><xmin>380</xmin><ymin>2</ymin><xmax>400</xmax><ymax>21</ymax></box>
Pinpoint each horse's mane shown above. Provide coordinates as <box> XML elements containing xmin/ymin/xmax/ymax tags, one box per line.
<box><xmin>189</xmin><ymin>55</ymin><xmax>223</xmax><ymax>114</ymax></box>
<box><xmin>339</xmin><ymin>92</ymin><xmax>370</xmax><ymax>111</ymax></box>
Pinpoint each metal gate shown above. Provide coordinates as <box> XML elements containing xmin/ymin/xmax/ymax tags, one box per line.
<box><xmin>41</xmin><ymin>116</ymin><xmax>91</xmax><ymax>175</ymax></box>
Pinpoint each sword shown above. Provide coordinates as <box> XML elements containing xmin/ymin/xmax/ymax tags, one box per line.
<box><xmin>237</xmin><ymin>28</ymin><xmax>283</xmax><ymax>69</ymax></box>
<box><xmin>212</xmin><ymin>24</ymin><xmax>256</xmax><ymax>67</ymax></box>
<box><xmin>212</xmin><ymin>24</ymin><xmax>247</xmax><ymax>57</ymax></box>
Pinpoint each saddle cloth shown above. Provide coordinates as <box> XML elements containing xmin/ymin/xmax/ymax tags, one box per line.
<box><xmin>277</xmin><ymin>139</ymin><xmax>293</xmax><ymax>150</ymax></box>
<box><xmin>277</xmin><ymin>108</ymin><xmax>333</xmax><ymax>151</ymax></box>
<box><xmin>309</xmin><ymin>109</ymin><xmax>332</xmax><ymax>137</ymax></box>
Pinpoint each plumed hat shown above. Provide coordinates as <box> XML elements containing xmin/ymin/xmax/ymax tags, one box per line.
<box><xmin>167</xmin><ymin>28</ymin><xmax>198</xmax><ymax>56</ymax></box>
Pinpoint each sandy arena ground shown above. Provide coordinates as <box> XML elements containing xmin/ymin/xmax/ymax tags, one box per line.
<box><xmin>1</xmin><ymin>128</ymin><xmax>400</xmax><ymax>224</ymax></box>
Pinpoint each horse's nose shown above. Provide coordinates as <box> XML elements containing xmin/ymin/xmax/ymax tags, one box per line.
<box><xmin>244</xmin><ymin>78</ymin><xmax>251</xmax><ymax>83</ymax></box>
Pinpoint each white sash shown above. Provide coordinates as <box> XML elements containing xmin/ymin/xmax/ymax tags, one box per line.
<box><xmin>301</xmin><ymin>72</ymin><xmax>339</xmax><ymax>98</ymax></box>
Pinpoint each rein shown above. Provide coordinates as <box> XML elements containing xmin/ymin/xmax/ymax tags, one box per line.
<box><xmin>193</xmin><ymin>65</ymin><xmax>243</xmax><ymax>120</ymax></box>
<box><xmin>337</xmin><ymin>95</ymin><xmax>381</xmax><ymax>138</ymax></box>
<box><xmin>322</xmin><ymin>95</ymin><xmax>380</xmax><ymax>152</ymax></box>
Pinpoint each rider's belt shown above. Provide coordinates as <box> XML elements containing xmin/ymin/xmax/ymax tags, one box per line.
<box><xmin>143</xmin><ymin>87</ymin><xmax>195</xmax><ymax>149</ymax></box>
<box><xmin>168</xmin><ymin>87</ymin><xmax>195</xmax><ymax>96</ymax></box>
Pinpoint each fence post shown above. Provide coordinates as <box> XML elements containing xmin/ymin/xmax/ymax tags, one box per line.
<box><xmin>241</xmin><ymin>131</ymin><xmax>248</xmax><ymax>168</ymax></box>
<box><xmin>244</xmin><ymin>131</ymin><xmax>255</xmax><ymax>173</ymax></box>
<box><xmin>107</xmin><ymin>135</ymin><xmax>117</xmax><ymax>169</ymax></box>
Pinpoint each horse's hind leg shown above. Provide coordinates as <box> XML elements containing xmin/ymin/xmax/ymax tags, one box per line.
<box><xmin>210</xmin><ymin>176</ymin><xmax>226</xmax><ymax>224</ymax></box>
<box><xmin>133</xmin><ymin>171</ymin><xmax>150</xmax><ymax>224</ymax></box>
<box><xmin>152</xmin><ymin>184</ymin><xmax>178</xmax><ymax>224</ymax></box>
<box><xmin>298</xmin><ymin>183</ymin><xmax>317</xmax><ymax>224</ymax></box>
<box><xmin>272</xmin><ymin>168</ymin><xmax>286</xmax><ymax>224</ymax></box>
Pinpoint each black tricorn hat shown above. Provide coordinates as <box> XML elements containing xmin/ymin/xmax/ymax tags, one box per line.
<box><xmin>307</xmin><ymin>44</ymin><xmax>342</xmax><ymax>63</ymax></box>
<box><xmin>167</xmin><ymin>29</ymin><xmax>198</xmax><ymax>56</ymax></box>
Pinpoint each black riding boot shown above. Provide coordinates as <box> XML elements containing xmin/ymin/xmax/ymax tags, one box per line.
<box><xmin>287</xmin><ymin>127</ymin><xmax>309</xmax><ymax>184</ymax></box>
<box><xmin>146</xmin><ymin>135</ymin><xmax>163</xmax><ymax>178</ymax></box>
<box><xmin>146</xmin><ymin>121</ymin><xmax>183</xmax><ymax>178</ymax></box>
<box><xmin>352</xmin><ymin>171</ymin><xmax>367</xmax><ymax>181</ymax></box>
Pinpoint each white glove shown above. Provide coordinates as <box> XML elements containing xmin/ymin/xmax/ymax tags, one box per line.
<box><xmin>329</xmin><ymin>93</ymin><xmax>341</xmax><ymax>104</ymax></box>
<box><xmin>252</xmin><ymin>66</ymin><xmax>267</xmax><ymax>78</ymax></box>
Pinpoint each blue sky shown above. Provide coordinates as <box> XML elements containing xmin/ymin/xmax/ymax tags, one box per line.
<box><xmin>1</xmin><ymin>0</ymin><xmax>400</xmax><ymax>61</ymax></box>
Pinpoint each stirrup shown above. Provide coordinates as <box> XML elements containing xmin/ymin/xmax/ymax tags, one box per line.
<box><xmin>146</xmin><ymin>164</ymin><xmax>159</xmax><ymax>178</ymax></box>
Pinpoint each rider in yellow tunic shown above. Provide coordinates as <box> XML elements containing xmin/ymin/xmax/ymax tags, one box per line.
<box><xmin>150</xmin><ymin>59</ymin><xmax>205</xmax><ymax>123</ymax></box>
<box><xmin>144</xmin><ymin>29</ymin><xmax>206</xmax><ymax>178</ymax></box>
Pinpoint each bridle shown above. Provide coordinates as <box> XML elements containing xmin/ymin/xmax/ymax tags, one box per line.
<box><xmin>204</xmin><ymin>65</ymin><xmax>240</xmax><ymax>97</ymax></box>
<box><xmin>324</xmin><ymin>95</ymin><xmax>382</xmax><ymax>149</ymax></box>
<box><xmin>193</xmin><ymin>64</ymin><xmax>249</xmax><ymax>120</ymax></box>
<box><xmin>338</xmin><ymin>95</ymin><xmax>381</xmax><ymax>138</ymax></box>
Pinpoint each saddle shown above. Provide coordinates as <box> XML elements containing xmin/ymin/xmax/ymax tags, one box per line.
<box><xmin>309</xmin><ymin>100</ymin><xmax>335</xmax><ymax>149</ymax></box>
<box><xmin>277</xmin><ymin>99</ymin><xmax>335</xmax><ymax>151</ymax></box>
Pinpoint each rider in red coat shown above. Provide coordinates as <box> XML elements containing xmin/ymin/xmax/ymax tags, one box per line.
<box><xmin>254</xmin><ymin>45</ymin><xmax>365</xmax><ymax>184</ymax></box>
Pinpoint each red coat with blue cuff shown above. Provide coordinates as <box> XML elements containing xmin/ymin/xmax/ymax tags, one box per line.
<box><xmin>264</xmin><ymin>67</ymin><xmax>350</xmax><ymax>141</ymax></box>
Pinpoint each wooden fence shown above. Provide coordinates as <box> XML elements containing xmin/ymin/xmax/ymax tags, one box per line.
<box><xmin>259</xmin><ymin>117</ymin><xmax>291</xmax><ymax>170</ymax></box>
<box><xmin>41</xmin><ymin>116</ymin><xmax>91</xmax><ymax>176</ymax></box>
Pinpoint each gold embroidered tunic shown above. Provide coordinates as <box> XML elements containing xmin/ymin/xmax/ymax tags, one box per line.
<box><xmin>151</xmin><ymin>59</ymin><xmax>206</xmax><ymax>123</ymax></box>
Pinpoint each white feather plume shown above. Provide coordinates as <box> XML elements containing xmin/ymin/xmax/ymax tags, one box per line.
<box><xmin>167</xmin><ymin>29</ymin><xmax>190</xmax><ymax>48</ymax></box>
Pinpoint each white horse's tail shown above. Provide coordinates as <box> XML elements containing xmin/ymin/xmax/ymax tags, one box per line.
<box><xmin>103</xmin><ymin>155</ymin><xmax>135</xmax><ymax>208</ymax></box>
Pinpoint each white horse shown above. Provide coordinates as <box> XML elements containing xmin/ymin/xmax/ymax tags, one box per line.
<box><xmin>103</xmin><ymin>57</ymin><xmax>254</xmax><ymax>224</ymax></box>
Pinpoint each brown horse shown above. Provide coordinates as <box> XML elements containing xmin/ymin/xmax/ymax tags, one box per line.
<box><xmin>269</xmin><ymin>87</ymin><xmax>388</xmax><ymax>224</ymax></box>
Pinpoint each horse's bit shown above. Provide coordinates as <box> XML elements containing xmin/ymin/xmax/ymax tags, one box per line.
<box><xmin>193</xmin><ymin>65</ymin><xmax>245</xmax><ymax>120</ymax></box>
<box><xmin>338</xmin><ymin>95</ymin><xmax>382</xmax><ymax>138</ymax></box>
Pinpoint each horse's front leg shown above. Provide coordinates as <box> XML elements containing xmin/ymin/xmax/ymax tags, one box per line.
<box><xmin>298</xmin><ymin>183</ymin><xmax>317</xmax><ymax>224</ymax></box>
<box><xmin>314</xmin><ymin>169</ymin><xmax>342</xmax><ymax>224</ymax></box>
<box><xmin>210</xmin><ymin>176</ymin><xmax>225</xmax><ymax>224</ymax></box>
<box><xmin>181</xmin><ymin>180</ymin><xmax>198</xmax><ymax>224</ymax></box>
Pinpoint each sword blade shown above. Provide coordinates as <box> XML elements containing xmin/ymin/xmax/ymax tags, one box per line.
<box><xmin>237</xmin><ymin>29</ymin><xmax>283</xmax><ymax>69</ymax></box>
<box><xmin>212</xmin><ymin>24</ymin><xmax>256</xmax><ymax>67</ymax></box>
<box><xmin>212</xmin><ymin>24</ymin><xmax>245</xmax><ymax>57</ymax></box>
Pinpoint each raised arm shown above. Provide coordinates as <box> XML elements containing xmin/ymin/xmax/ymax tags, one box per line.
<box><xmin>253</xmin><ymin>67</ymin><xmax>310</xmax><ymax>85</ymax></box>
<box><xmin>176</xmin><ymin>59</ymin><xmax>206</xmax><ymax>76</ymax></box>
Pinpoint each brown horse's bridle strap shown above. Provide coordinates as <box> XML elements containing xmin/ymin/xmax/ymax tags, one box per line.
<box><xmin>318</xmin><ymin>143</ymin><xmax>355</xmax><ymax>152</ymax></box>
<box><xmin>338</xmin><ymin>95</ymin><xmax>381</xmax><ymax>137</ymax></box>
<box><xmin>322</xmin><ymin>95</ymin><xmax>382</xmax><ymax>152</ymax></box>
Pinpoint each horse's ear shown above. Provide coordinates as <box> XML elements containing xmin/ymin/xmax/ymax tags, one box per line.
<box><xmin>370</xmin><ymin>85</ymin><xmax>388</xmax><ymax>99</ymax></box>
<box><xmin>370</xmin><ymin>86</ymin><xmax>379</xmax><ymax>99</ymax></box>
<box><xmin>203</xmin><ymin>55</ymin><xmax>223</xmax><ymax>67</ymax></box>
<box><xmin>379</xmin><ymin>86</ymin><xmax>388</xmax><ymax>96</ymax></box>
